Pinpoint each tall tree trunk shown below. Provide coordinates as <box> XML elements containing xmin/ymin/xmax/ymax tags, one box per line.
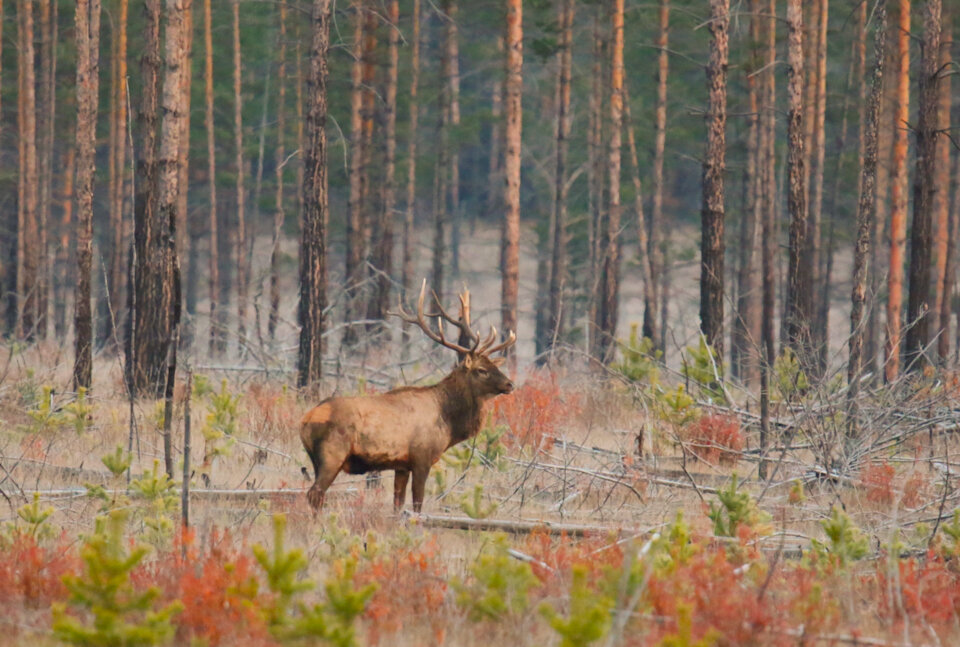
<box><xmin>344</xmin><ymin>2</ymin><xmax>366</xmax><ymax>345</ymax></box>
<box><xmin>36</xmin><ymin>0</ymin><xmax>54</xmax><ymax>340</ymax></box>
<box><xmin>401</xmin><ymin>0</ymin><xmax>421</xmax><ymax>352</ymax></box>
<box><xmin>501</xmin><ymin>0</ymin><xmax>522</xmax><ymax>353</ymax></box>
<box><xmin>759</xmin><ymin>0</ymin><xmax>777</xmax><ymax>479</ymax></box>
<box><xmin>732</xmin><ymin>0</ymin><xmax>762</xmax><ymax>388</ymax></box>
<box><xmin>596</xmin><ymin>0</ymin><xmax>624</xmax><ymax>363</ymax></box>
<box><xmin>367</xmin><ymin>0</ymin><xmax>399</xmax><ymax>332</ymax></box>
<box><xmin>298</xmin><ymin>0</ymin><xmax>331</xmax><ymax>390</ymax></box>
<box><xmin>16</xmin><ymin>0</ymin><xmax>39</xmax><ymax>341</ymax></box>
<box><xmin>809</xmin><ymin>0</ymin><xmax>828</xmax><ymax>367</ymax></box>
<box><xmin>934</xmin><ymin>2</ymin><xmax>952</xmax><ymax>361</ymax></box>
<box><xmin>204</xmin><ymin>0</ymin><xmax>221</xmax><ymax>356</ymax></box>
<box><xmin>432</xmin><ymin>4</ymin><xmax>451</xmax><ymax>301</ymax></box>
<box><xmin>156</xmin><ymin>0</ymin><xmax>187</xmax><ymax>478</ymax></box>
<box><xmin>699</xmin><ymin>0</ymin><xmax>729</xmax><ymax>359</ymax></box>
<box><xmin>129</xmin><ymin>0</ymin><xmax>163</xmax><ymax>395</ymax></box>
<box><xmin>73</xmin><ymin>0</ymin><xmax>101</xmax><ymax>390</ymax></box>
<box><xmin>849</xmin><ymin>0</ymin><xmax>886</xmax><ymax>440</ymax></box>
<box><xmin>269</xmin><ymin>1</ymin><xmax>287</xmax><ymax>340</ymax></box>
<box><xmin>587</xmin><ymin>16</ymin><xmax>605</xmax><ymax>356</ymax></box>
<box><xmin>885</xmin><ymin>0</ymin><xmax>910</xmax><ymax>381</ymax></box>
<box><xmin>648</xmin><ymin>0</ymin><xmax>669</xmax><ymax>347</ymax></box>
<box><xmin>785</xmin><ymin>0</ymin><xmax>812</xmax><ymax>366</ymax></box>
<box><xmin>232</xmin><ymin>0</ymin><xmax>247</xmax><ymax>352</ymax></box>
<box><xmin>178</xmin><ymin>1</ymin><xmax>193</xmax><ymax>345</ymax></box>
<box><xmin>447</xmin><ymin>0</ymin><xmax>461</xmax><ymax>279</ymax></box>
<box><xmin>905</xmin><ymin>0</ymin><xmax>941</xmax><ymax>369</ymax></box>
<box><xmin>546</xmin><ymin>0</ymin><xmax>573</xmax><ymax>354</ymax></box>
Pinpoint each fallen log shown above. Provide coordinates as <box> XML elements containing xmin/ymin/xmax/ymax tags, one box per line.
<box><xmin>406</xmin><ymin>511</ymin><xmax>627</xmax><ymax>537</ymax></box>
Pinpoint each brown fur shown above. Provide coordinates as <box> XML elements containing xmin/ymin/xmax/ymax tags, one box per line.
<box><xmin>301</xmin><ymin>353</ymin><xmax>513</xmax><ymax>512</ymax></box>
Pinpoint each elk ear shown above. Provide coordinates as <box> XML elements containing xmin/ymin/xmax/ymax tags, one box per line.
<box><xmin>490</xmin><ymin>357</ymin><xmax>506</xmax><ymax>367</ymax></box>
<box><xmin>461</xmin><ymin>354</ymin><xmax>475</xmax><ymax>369</ymax></box>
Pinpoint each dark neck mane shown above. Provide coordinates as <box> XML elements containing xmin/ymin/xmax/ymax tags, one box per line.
<box><xmin>434</xmin><ymin>369</ymin><xmax>487</xmax><ymax>447</ymax></box>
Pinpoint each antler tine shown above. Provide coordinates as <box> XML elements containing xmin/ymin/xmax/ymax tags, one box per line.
<box><xmin>393</xmin><ymin>279</ymin><xmax>475</xmax><ymax>355</ymax></box>
<box><xmin>482</xmin><ymin>329</ymin><xmax>517</xmax><ymax>357</ymax></box>
<box><xmin>475</xmin><ymin>325</ymin><xmax>499</xmax><ymax>355</ymax></box>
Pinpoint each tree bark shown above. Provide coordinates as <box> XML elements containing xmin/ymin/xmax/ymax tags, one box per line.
<box><xmin>648</xmin><ymin>0</ymin><xmax>669</xmax><ymax>348</ymax></box>
<box><xmin>232</xmin><ymin>0</ymin><xmax>248</xmax><ymax>351</ymax></box>
<box><xmin>73</xmin><ymin>0</ymin><xmax>101</xmax><ymax>390</ymax></box>
<box><xmin>344</xmin><ymin>1</ymin><xmax>367</xmax><ymax>346</ymax></box>
<box><xmin>16</xmin><ymin>0</ymin><xmax>39</xmax><ymax>341</ymax></box>
<box><xmin>934</xmin><ymin>2</ymin><xmax>952</xmax><ymax>361</ymax></box>
<box><xmin>129</xmin><ymin>0</ymin><xmax>164</xmax><ymax>395</ymax></box>
<box><xmin>587</xmin><ymin>16</ymin><xmax>605</xmax><ymax>356</ymax></box>
<box><xmin>367</xmin><ymin>0</ymin><xmax>399</xmax><ymax>333</ymax></box>
<box><xmin>905</xmin><ymin>0</ymin><xmax>941</xmax><ymax>370</ymax></box>
<box><xmin>55</xmin><ymin>147</ymin><xmax>74</xmax><ymax>339</ymax></box>
<box><xmin>699</xmin><ymin>0</ymin><xmax>729</xmax><ymax>360</ymax></box>
<box><xmin>785</xmin><ymin>0</ymin><xmax>812</xmax><ymax>367</ymax></box>
<box><xmin>447</xmin><ymin>0</ymin><xmax>461</xmax><ymax>279</ymax></box>
<box><xmin>546</xmin><ymin>0</ymin><xmax>574</xmax><ymax>355</ymax></box>
<box><xmin>269</xmin><ymin>1</ymin><xmax>287</xmax><ymax>341</ymax></box>
<box><xmin>204</xmin><ymin>0</ymin><xmax>221</xmax><ymax>357</ymax></box>
<box><xmin>298</xmin><ymin>0</ymin><xmax>331</xmax><ymax>390</ymax></box>
<box><xmin>809</xmin><ymin>0</ymin><xmax>828</xmax><ymax>368</ymax></box>
<box><xmin>401</xmin><ymin>0</ymin><xmax>421</xmax><ymax>352</ymax></box>
<box><xmin>501</xmin><ymin>0</ymin><xmax>522</xmax><ymax>354</ymax></box>
<box><xmin>35</xmin><ymin>0</ymin><xmax>54</xmax><ymax>340</ymax></box>
<box><xmin>849</xmin><ymin>0</ymin><xmax>886</xmax><ymax>440</ymax></box>
<box><xmin>178</xmin><ymin>2</ymin><xmax>193</xmax><ymax>344</ymax></box>
<box><xmin>885</xmin><ymin>0</ymin><xmax>910</xmax><ymax>381</ymax></box>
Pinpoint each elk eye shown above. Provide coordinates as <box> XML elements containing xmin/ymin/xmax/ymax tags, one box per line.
<box><xmin>477</xmin><ymin>369</ymin><xmax>488</xmax><ymax>377</ymax></box>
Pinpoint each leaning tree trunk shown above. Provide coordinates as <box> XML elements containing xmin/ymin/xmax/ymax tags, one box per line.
<box><xmin>16</xmin><ymin>0</ymin><xmax>39</xmax><ymax>341</ymax></box>
<box><xmin>699</xmin><ymin>0</ymin><xmax>729</xmax><ymax>360</ymax></box>
<box><xmin>648</xmin><ymin>0</ymin><xmax>669</xmax><ymax>348</ymax></box>
<box><xmin>547</xmin><ymin>0</ymin><xmax>574</xmax><ymax>354</ymax></box>
<box><xmin>366</xmin><ymin>0</ymin><xmax>399</xmax><ymax>332</ymax></box>
<box><xmin>848</xmin><ymin>0</ymin><xmax>886</xmax><ymax>441</ymax></box>
<box><xmin>934</xmin><ymin>2</ymin><xmax>952</xmax><ymax>361</ymax></box>
<box><xmin>129</xmin><ymin>0</ymin><xmax>164</xmax><ymax>396</ymax></box>
<box><xmin>905</xmin><ymin>0</ymin><xmax>941</xmax><ymax>370</ymax></box>
<box><xmin>885</xmin><ymin>0</ymin><xmax>910</xmax><ymax>382</ymax></box>
<box><xmin>784</xmin><ymin>0</ymin><xmax>812</xmax><ymax>367</ymax></box>
<box><xmin>298</xmin><ymin>0</ymin><xmax>331</xmax><ymax>390</ymax></box>
<box><xmin>501</xmin><ymin>0</ymin><xmax>522</xmax><ymax>356</ymax></box>
<box><xmin>73</xmin><ymin>0</ymin><xmax>101</xmax><ymax>390</ymax></box>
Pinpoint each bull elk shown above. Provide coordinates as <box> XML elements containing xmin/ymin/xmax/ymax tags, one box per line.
<box><xmin>300</xmin><ymin>281</ymin><xmax>516</xmax><ymax>512</ymax></box>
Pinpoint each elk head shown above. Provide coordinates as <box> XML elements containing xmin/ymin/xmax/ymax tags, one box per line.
<box><xmin>393</xmin><ymin>280</ymin><xmax>517</xmax><ymax>398</ymax></box>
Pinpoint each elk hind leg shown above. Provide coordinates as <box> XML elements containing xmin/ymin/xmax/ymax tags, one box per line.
<box><xmin>393</xmin><ymin>469</ymin><xmax>410</xmax><ymax>510</ymax></box>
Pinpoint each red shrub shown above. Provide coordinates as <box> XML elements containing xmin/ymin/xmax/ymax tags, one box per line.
<box><xmin>354</xmin><ymin>537</ymin><xmax>448</xmax><ymax>645</ymax></box>
<box><xmin>490</xmin><ymin>372</ymin><xmax>580</xmax><ymax>450</ymax></box>
<box><xmin>681</xmin><ymin>414</ymin><xmax>744</xmax><ymax>465</ymax></box>
<box><xmin>0</xmin><ymin>532</ymin><xmax>76</xmax><ymax>607</ymax></box>
<box><xmin>521</xmin><ymin>530</ymin><xmax>623</xmax><ymax>583</ymax></box>
<box><xmin>859</xmin><ymin>461</ymin><xmax>895</xmax><ymax>506</ymax></box>
<box><xmin>875</xmin><ymin>553</ymin><xmax>960</xmax><ymax>634</ymax></box>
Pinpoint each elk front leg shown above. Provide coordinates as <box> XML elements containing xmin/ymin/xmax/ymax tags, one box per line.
<box><xmin>306</xmin><ymin>443</ymin><xmax>346</xmax><ymax>511</ymax></box>
<box><xmin>393</xmin><ymin>469</ymin><xmax>410</xmax><ymax>510</ymax></box>
<box><xmin>410</xmin><ymin>464</ymin><xmax>430</xmax><ymax>513</ymax></box>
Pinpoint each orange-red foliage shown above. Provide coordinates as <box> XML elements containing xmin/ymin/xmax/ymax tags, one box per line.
<box><xmin>490</xmin><ymin>371</ymin><xmax>580</xmax><ymax>450</ymax></box>
<box><xmin>859</xmin><ymin>461</ymin><xmax>896</xmax><ymax>505</ymax></box>
<box><xmin>0</xmin><ymin>532</ymin><xmax>76</xmax><ymax>608</ymax></box>
<box><xmin>681</xmin><ymin>413</ymin><xmax>744</xmax><ymax>465</ymax></box>
<box><xmin>875</xmin><ymin>552</ymin><xmax>960</xmax><ymax>636</ymax></box>
<box><xmin>354</xmin><ymin>538</ymin><xmax>448</xmax><ymax>645</ymax></box>
<box><xmin>521</xmin><ymin>530</ymin><xmax>623</xmax><ymax>583</ymax></box>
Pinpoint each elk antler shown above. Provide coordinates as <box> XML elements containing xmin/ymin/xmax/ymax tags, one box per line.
<box><xmin>480</xmin><ymin>328</ymin><xmax>517</xmax><ymax>357</ymax></box>
<box><xmin>391</xmin><ymin>280</ymin><xmax>477</xmax><ymax>355</ymax></box>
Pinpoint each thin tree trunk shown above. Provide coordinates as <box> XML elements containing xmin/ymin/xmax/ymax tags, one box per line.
<box><xmin>849</xmin><ymin>0</ymin><xmax>886</xmax><ymax>441</ymax></box>
<box><xmin>905</xmin><ymin>0</ymin><xmax>941</xmax><ymax>369</ymax></box>
<box><xmin>105</xmin><ymin>0</ymin><xmax>128</xmax><ymax>347</ymax></box>
<box><xmin>648</xmin><ymin>0</ymin><xmax>669</xmax><ymax>347</ymax></box>
<box><xmin>785</xmin><ymin>0</ymin><xmax>812</xmax><ymax>366</ymax></box>
<box><xmin>809</xmin><ymin>0</ymin><xmax>828</xmax><ymax>368</ymax></box>
<box><xmin>934</xmin><ymin>2</ymin><xmax>952</xmax><ymax>361</ymax></box>
<box><xmin>699</xmin><ymin>0</ymin><xmax>729</xmax><ymax>359</ymax></box>
<box><xmin>587</xmin><ymin>16</ymin><xmax>604</xmax><ymax>356</ymax></box>
<box><xmin>732</xmin><ymin>0</ymin><xmax>762</xmax><ymax>388</ymax></box>
<box><xmin>547</xmin><ymin>0</ymin><xmax>573</xmax><ymax>355</ymax></box>
<box><xmin>759</xmin><ymin>0</ymin><xmax>777</xmax><ymax>479</ymax></box>
<box><xmin>367</xmin><ymin>0</ymin><xmax>398</xmax><ymax>332</ymax></box>
<box><xmin>129</xmin><ymin>0</ymin><xmax>164</xmax><ymax>396</ymax></box>
<box><xmin>447</xmin><ymin>0</ymin><xmax>461</xmax><ymax>279</ymax></box>
<box><xmin>269</xmin><ymin>1</ymin><xmax>287</xmax><ymax>340</ymax></box>
<box><xmin>885</xmin><ymin>0</ymin><xmax>910</xmax><ymax>381</ymax></box>
<box><xmin>204</xmin><ymin>0</ymin><xmax>221</xmax><ymax>356</ymax></box>
<box><xmin>232</xmin><ymin>0</ymin><xmax>247</xmax><ymax>352</ymax></box>
<box><xmin>17</xmin><ymin>0</ymin><xmax>39</xmax><ymax>341</ymax></box>
<box><xmin>501</xmin><ymin>0</ymin><xmax>522</xmax><ymax>353</ymax></box>
<box><xmin>344</xmin><ymin>2</ymin><xmax>366</xmax><ymax>345</ymax></box>
<box><xmin>35</xmin><ymin>0</ymin><xmax>54</xmax><ymax>340</ymax></box>
<box><xmin>73</xmin><ymin>0</ymin><xmax>101</xmax><ymax>390</ymax></box>
<box><xmin>156</xmin><ymin>0</ymin><xmax>188</xmax><ymax>478</ymax></box>
<box><xmin>433</xmin><ymin>4</ymin><xmax>451</xmax><ymax>301</ymax></box>
<box><xmin>178</xmin><ymin>1</ymin><xmax>193</xmax><ymax>346</ymax></box>
<box><xmin>298</xmin><ymin>0</ymin><xmax>331</xmax><ymax>390</ymax></box>
<box><xmin>401</xmin><ymin>0</ymin><xmax>421</xmax><ymax>352</ymax></box>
